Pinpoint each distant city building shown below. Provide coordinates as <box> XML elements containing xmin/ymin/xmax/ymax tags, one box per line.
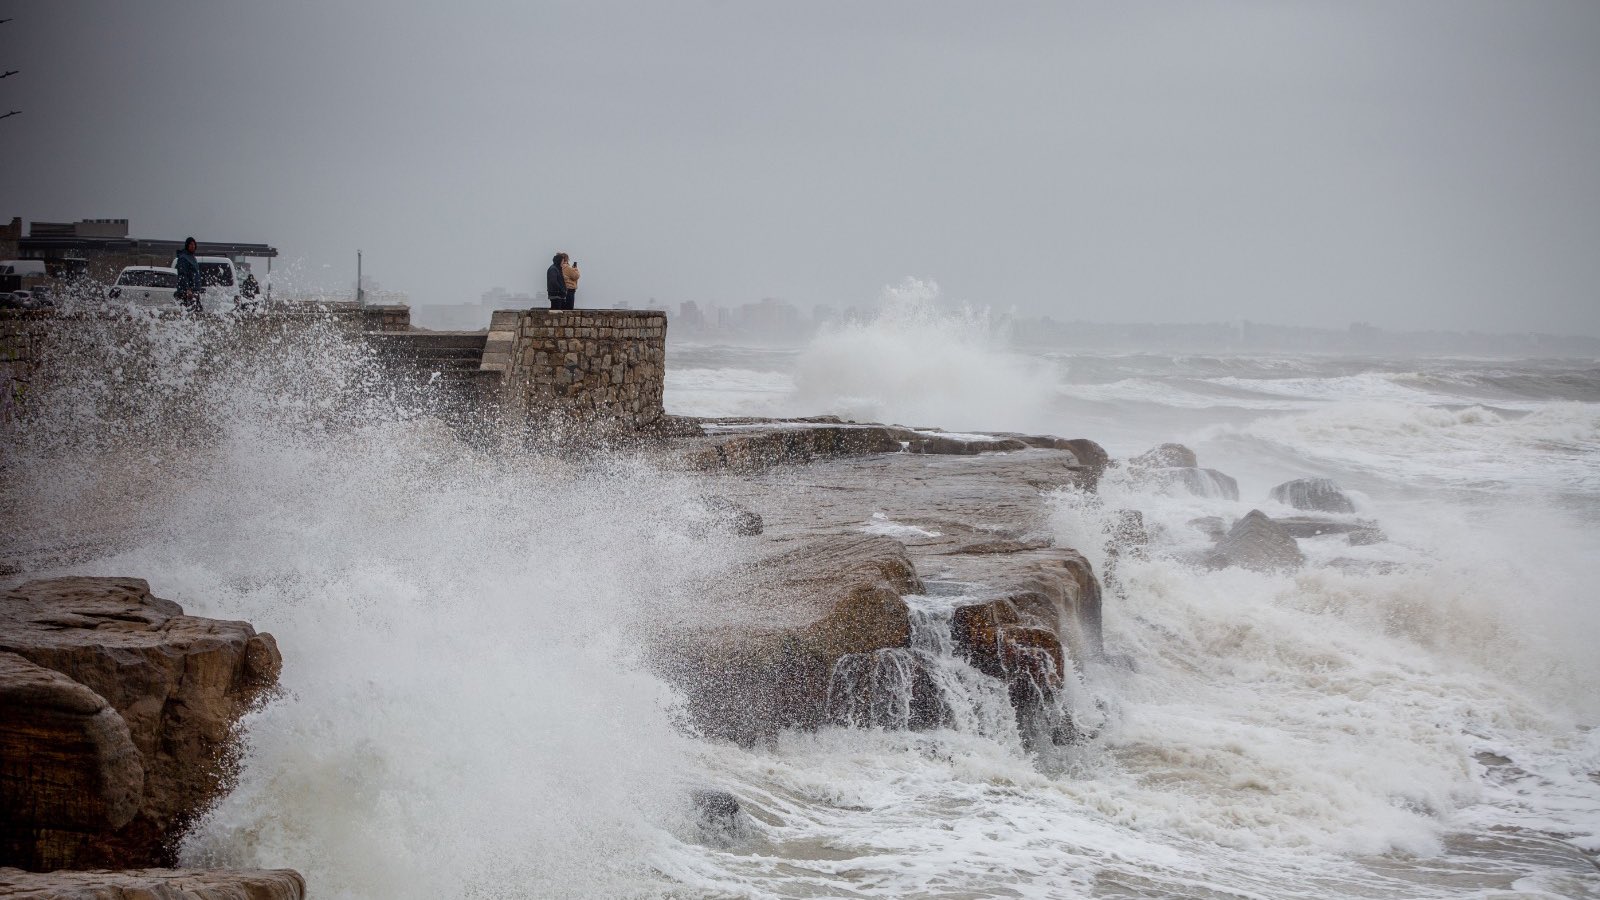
<box><xmin>413</xmin><ymin>285</ymin><xmax>539</xmax><ymax>331</ymax></box>
<box><xmin>677</xmin><ymin>300</ymin><xmax>706</xmax><ymax>329</ymax></box>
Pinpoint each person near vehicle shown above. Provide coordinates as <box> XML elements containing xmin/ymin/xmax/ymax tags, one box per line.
<box><xmin>174</xmin><ymin>237</ymin><xmax>202</xmax><ymax>314</ymax></box>
<box><xmin>562</xmin><ymin>255</ymin><xmax>580</xmax><ymax>308</ymax></box>
<box><xmin>546</xmin><ymin>252</ymin><xmax>572</xmax><ymax>310</ymax></box>
<box><xmin>240</xmin><ymin>271</ymin><xmax>261</xmax><ymax>307</ymax></box>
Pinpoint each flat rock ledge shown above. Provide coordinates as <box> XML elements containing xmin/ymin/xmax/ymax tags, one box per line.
<box><xmin>677</xmin><ymin>418</ymin><xmax>1105</xmax><ymax>486</ymax></box>
<box><xmin>0</xmin><ymin>577</ymin><xmax>282</xmax><ymax>870</ymax></box>
<box><xmin>0</xmin><ymin>867</ymin><xmax>305</xmax><ymax>900</ymax></box>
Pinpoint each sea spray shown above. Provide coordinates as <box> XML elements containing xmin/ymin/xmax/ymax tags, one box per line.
<box><xmin>3</xmin><ymin>314</ymin><xmax>754</xmax><ymax>898</ymax></box>
<box><xmin>789</xmin><ymin>277</ymin><xmax>1060</xmax><ymax>430</ymax></box>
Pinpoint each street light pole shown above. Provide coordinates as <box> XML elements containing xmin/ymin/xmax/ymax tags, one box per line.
<box><xmin>357</xmin><ymin>249</ymin><xmax>364</xmax><ymax>306</ymax></box>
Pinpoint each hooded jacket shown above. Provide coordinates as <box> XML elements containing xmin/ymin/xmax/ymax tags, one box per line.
<box><xmin>546</xmin><ymin>262</ymin><xmax>568</xmax><ymax>303</ymax></box>
<box><xmin>174</xmin><ymin>245</ymin><xmax>201</xmax><ymax>295</ymax></box>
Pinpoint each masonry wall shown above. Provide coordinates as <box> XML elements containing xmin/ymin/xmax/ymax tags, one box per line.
<box><xmin>0</xmin><ymin>311</ymin><xmax>52</xmax><ymax>420</ymax></box>
<box><xmin>0</xmin><ymin>305</ymin><xmax>410</xmax><ymax>421</ymax></box>
<box><xmin>482</xmin><ymin>309</ymin><xmax>666</xmax><ymax>430</ymax></box>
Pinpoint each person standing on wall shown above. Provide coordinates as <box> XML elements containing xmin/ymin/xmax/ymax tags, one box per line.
<box><xmin>562</xmin><ymin>255</ymin><xmax>580</xmax><ymax>308</ymax></box>
<box><xmin>174</xmin><ymin>237</ymin><xmax>203</xmax><ymax>314</ymax></box>
<box><xmin>546</xmin><ymin>252</ymin><xmax>572</xmax><ymax>310</ymax></box>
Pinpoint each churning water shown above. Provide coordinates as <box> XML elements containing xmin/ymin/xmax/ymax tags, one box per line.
<box><xmin>5</xmin><ymin>291</ymin><xmax>1598</xmax><ymax>898</ymax></box>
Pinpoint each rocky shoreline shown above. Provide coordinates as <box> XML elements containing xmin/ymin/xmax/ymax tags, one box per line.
<box><xmin>0</xmin><ymin>413</ymin><xmax>1379</xmax><ymax>896</ymax></box>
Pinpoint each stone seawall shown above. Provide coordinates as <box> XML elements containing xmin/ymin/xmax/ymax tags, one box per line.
<box><xmin>0</xmin><ymin>311</ymin><xmax>52</xmax><ymax>420</ymax></box>
<box><xmin>0</xmin><ymin>305</ymin><xmax>410</xmax><ymax>421</ymax></box>
<box><xmin>482</xmin><ymin>308</ymin><xmax>666</xmax><ymax>431</ymax></box>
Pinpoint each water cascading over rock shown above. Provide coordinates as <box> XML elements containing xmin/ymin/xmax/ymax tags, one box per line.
<box><xmin>1269</xmin><ymin>477</ymin><xmax>1357</xmax><ymax>513</ymax></box>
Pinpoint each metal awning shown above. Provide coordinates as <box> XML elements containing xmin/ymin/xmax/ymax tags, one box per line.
<box><xmin>17</xmin><ymin>237</ymin><xmax>279</xmax><ymax>258</ymax></box>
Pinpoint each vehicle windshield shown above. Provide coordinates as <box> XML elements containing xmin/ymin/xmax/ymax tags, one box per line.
<box><xmin>198</xmin><ymin>263</ymin><xmax>234</xmax><ymax>287</ymax></box>
<box><xmin>118</xmin><ymin>270</ymin><xmax>179</xmax><ymax>288</ymax></box>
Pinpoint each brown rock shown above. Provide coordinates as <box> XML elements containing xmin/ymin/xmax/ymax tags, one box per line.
<box><xmin>0</xmin><ymin>577</ymin><xmax>283</xmax><ymax>869</ymax></box>
<box><xmin>0</xmin><ymin>653</ymin><xmax>143</xmax><ymax>834</ymax></box>
<box><xmin>950</xmin><ymin>597</ymin><xmax>1023</xmax><ymax>679</ymax></box>
<box><xmin>1204</xmin><ymin>510</ymin><xmax>1304</xmax><ymax>573</ymax></box>
<box><xmin>937</xmin><ymin>538</ymin><xmax>1053</xmax><ymax>555</ymax></box>
<box><xmin>684</xmin><ymin>425</ymin><xmax>905</xmax><ymax>473</ymax></box>
<box><xmin>997</xmin><ymin>625</ymin><xmax>1067</xmax><ymax>697</ymax></box>
<box><xmin>1059</xmin><ymin>438</ymin><xmax>1110</xmax><ymax>488</ymax></box>
<box><xmin>1131</xmin><ymin>442</ymin><xmax>1198</xmax><ymax>468</ymax></box>
<box><xmin>660</xmin><ymin>535</ymin><xmax>920</xmax><ymax>744</ymax></box>
<box><xmin>0</xmin><ymin>866</ymin><xmax>306</xmax><ymax>899</ymax></box>
<box><xmin>999</xmin><ymin>549</ymin><xmax>1104</xmax><ymax>662</ymax></box>
<box><xmin>942</xmin><ymin>547</ymin><xmax>1103</xmax><ymax>748</ymax></box>
<box><xmin>897</xmin><ymin>432</ymin><xmax>1030</xmax><ymax>455</ymax></box>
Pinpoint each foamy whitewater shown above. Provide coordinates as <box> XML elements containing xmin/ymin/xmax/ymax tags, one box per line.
<box><xmin>7</xmin><ymin>285</ymin><xmax>1599</xmax><ymax>898</ymax></box>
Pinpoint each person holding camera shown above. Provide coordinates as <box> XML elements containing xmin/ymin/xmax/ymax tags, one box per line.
<box><xmin>562</xmin><ymin>255</ymin><xmax>580</xmax><ymax>308</ymax></box>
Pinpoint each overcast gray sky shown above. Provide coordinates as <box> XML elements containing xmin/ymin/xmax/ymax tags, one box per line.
<box><xmin>2</xmin><ymin>1</ymin><xmax>1597</xmax><ymax>335</ymax></box>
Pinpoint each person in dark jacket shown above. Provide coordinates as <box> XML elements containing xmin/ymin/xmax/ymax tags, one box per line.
<box><xmin>174</xmin><ymin>237</ymin><xmax>202</xmax><ymax>314</ymax></box>
<box><xmin>546</xmin><ymin>252</ymin><xmax>571</xmax><ymax>310</ymax></box>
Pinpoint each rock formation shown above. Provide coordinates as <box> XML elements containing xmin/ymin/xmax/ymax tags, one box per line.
<box><xmin>684</xmin><ymin>424</ymin><xmax>905</xmax><ymax>472</ymax></box>
<box><xmin>1272</xmin><ymin>515</ymin><xmax>1384</xmax><ymax>545</ymax></box>
<box><xmin>0</xmin><ymin>867</ymin><xmax>305</xmax><ymax>899</ymax></box>
<box><xmin>0</xmin><ymin>653</ymin><xmax>144</xmax><ymax>841</ymax></box>
<box><xmin>1269</xmin><ymin>477</ymin><xmax>1356</xmax><ymax>514</ymax></box>
<box><xmin>1151</xmin><ymin>466</ymin><xmax>1241</xmax><ymax>501</ymax></box>
<box><xmin>1130</xmin><ymin>442</ymin><xmax>1198</xmax><ymax>469</ymax></box>
<box><xmin>1204</xmin><ymin>510</ymin><xmax>1304</xmax><ymax>573</ymax></box>
<box><xmin>658</xmin><ymin>535</ymin><xmax>922</xmax><ymax>744</ymax></box>
<box><xmin>687</xmin><ymin>495</ymin><xmax>764</xmax><ymax>537</ymax></box>
<box><xmin>0</xmin><ymin>577</ymin><xmax>282</xmax><ymax>870</ymax></box>
<box><xmin>1127</xmin><ymin>443</ymin><xmax>1239</xmax><ymax>500</ymax></box>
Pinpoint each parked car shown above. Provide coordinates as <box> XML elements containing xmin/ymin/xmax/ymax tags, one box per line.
<box><xmin>191</xmin><ymin>256</ymin><xmax>239</xmax><ymax>312</ymax></box>
<box><xmin>107</xmin><ymin>266</ymin><xmax>182</xmax><ymax>307</ymax></box>
<box><xmin>2</xmin><ymin>289</ymin><xmax>52</xmax><ymax>310</ymax></box>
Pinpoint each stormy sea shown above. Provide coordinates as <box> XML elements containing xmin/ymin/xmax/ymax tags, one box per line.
<box><xmin>6</xmin><ymin>288</ymin><xmax>1598</xmax><ymax>899</ymax></box>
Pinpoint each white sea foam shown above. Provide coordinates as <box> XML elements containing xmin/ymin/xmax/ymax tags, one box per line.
<box><xmin>1206</xmin><ymin>400</ymin><xmax>1600</xmax><ymax>492</ymax></box>
<box><xmin>786</xmin><ymin>278</ymin><xmax>1061</xmax><ymax>430</ymax></box>
<box><xmin>858</xmin><ymin>511</ymin><xmax>942</xmax><ymax>539</ymax></box>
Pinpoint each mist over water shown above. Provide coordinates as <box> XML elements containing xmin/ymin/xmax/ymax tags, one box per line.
<box><xmin>3</xmin><ymin>288</ymin><xmax>1597</xmax><ymax>897</ymax></box>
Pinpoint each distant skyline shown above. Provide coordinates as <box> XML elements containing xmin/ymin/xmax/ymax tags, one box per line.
<box><xmin>2</xmin><ymin>1</ymin><xmax>1598</xmax><ymax>337</ymax></box>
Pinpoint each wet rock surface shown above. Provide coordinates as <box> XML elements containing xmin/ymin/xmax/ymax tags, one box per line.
<box><xmin>0</xmin><ymin>653</ymin><xmax>144</xmax><ymax>838</ymax></box>
<box><xmin>0</xmin><ymin>866</ymin><xmax>305</xmax><ymax>899</ymax></box>
<box><xmin>689</xmin><ymin>789</ymin><xmax>752</xmax><ymax>849</ymax></box>
<box><xmin>657</xmin><ymin>534</ymin><xmax>922</xmax><ymax>744</ymax></box>
<box><xmin>1153</xmin><ymin>466</ymin><xmax>1241</xmax><ymax>500</ymax></box>
<box><xmin>1272</xmin><ymin>515</ymin><xmax>1385</xmax><ymax>545</ymax></box>
<box><xmin>687</xmin><ymin>495</ymin><xmax>765</xmax><ymax>536</ymax></box>
<box><xmin>1130</xmin><ymin>442</ymin><xmax>1198</xmax><ymax>469</ymax></box>
<box><xmin>1270</xmin><ymin>477</ymin><xmax>1356</xmax><ymax>513</ymax></box>
<box><xmin>661</xmin><ymin>421</ymin><xmax>1107</xmax><ymax>745</ymax></box>
<box><xmin>1205</xmin><ymin>510</ymin><xmax>1305</xmax><ymax>573</ymax></box>
<box><xmin>0</xmin><ymin>578</ymin><xmax>282</xmax><ymax>870</ymax></box>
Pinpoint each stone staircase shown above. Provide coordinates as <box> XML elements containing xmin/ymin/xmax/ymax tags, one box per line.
<box><xmin>365</xmin><ymin>331</ymin><xmax>504</xmax><ymax>420</ymax></box>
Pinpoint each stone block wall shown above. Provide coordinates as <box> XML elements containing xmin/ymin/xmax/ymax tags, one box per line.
<box><xmin>358</xmin><ymin>304</ymin><xmax>411</xmax><ymax>332</ymax></box>
<box><xmin>0</xmin><ymin>311</ymin><xmax>53</xmax><ymax>421</ymax></box>
<box><xmin>483</xmin><ymin>309</ymin><xmax>666</xmax><ymax>430</ymax></box>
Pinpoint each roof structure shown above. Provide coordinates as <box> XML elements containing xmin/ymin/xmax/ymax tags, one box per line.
<box><xmin>17</xmin><ymin>235</ymin><xmax>278</xmax><ymax>259</ymax></box>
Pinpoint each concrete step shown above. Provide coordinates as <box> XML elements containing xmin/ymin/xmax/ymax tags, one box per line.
<box><xmin>369</xmin><ymin>331</ymin><xmax>487</xmax><ymax>351</ymax></box>
<box><xmin>388</xmin><ymin>346</ymin><xmax>484</xmax><ymax>361</ymax></box>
